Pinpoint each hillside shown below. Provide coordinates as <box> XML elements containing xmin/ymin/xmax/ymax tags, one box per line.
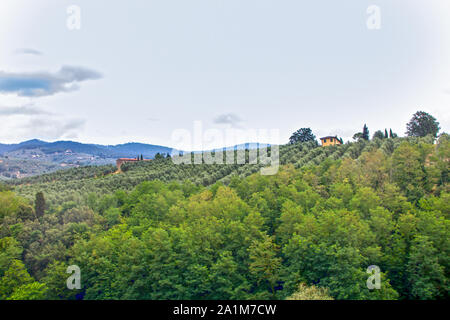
<box><xmin>0</xmin><ymin>139</ymin><xmax>174</xmax><ymax>179</ymax></box>
<box><xmin>7</xmin><ymin>135</ymin><xmax>439</xmax><ymax>209</ymax></box>
<box><xmin>0</xmin><ymin>134</ymin><xmax>448</xmax><ymax>300</ymax></box>
<box><xmin>0</xmin><ymin>158</ymin><xmax>61</xmax><ymax>180</ymax></box>
<box><xmin>8</xmin><ymin>140</ymin><xmax>328</xmax><ymax>206</ymax></box>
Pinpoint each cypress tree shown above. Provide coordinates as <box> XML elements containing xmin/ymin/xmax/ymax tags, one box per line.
<box><xmin>35</xmin><ymin>192</ymin><xmax>45</xmax><ymax>218</ymax></box>
<box><xmin>389</xmin><ymin>129</ymin><xmax>398</xmax><ymax>138</ymax></box>
<box><xmin>362</xmin><ymin>124</ymin><xmax>370</xmax><ymax>140</ymax></box>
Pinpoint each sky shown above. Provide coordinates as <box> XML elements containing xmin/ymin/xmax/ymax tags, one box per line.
<box><xmin>0</xmin><ymin>0</ymin><xmax>449</xmax><ymax>150</ymax></box>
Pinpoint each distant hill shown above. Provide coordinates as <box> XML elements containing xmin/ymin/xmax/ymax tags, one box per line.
<box><xmin>99</xmin><ymin>142</ymin><xmax>173</xmax><ymax>158</ymax></box>
<box><xmin>0</xmin><ymin>139</ymin><xmax>173</xmax><ymax>158</ymax></box>
<box><xmin>0</xmin><ymin>139</ymin><xmax>174</xmax><ymax>179</ymax></box>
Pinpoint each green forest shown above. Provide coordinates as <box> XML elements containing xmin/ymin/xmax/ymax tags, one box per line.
<box><xmin>0</xmin><ymin>114</ymin><xmax>448</xmax><ymax>300</ymax></box>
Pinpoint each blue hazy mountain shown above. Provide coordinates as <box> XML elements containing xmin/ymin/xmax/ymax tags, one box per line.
<box><xmin>0</xmin><ymin>140</ymin><xmax>269</xmax><ymax>157</ymax></box>
<box><xmin>0</xmin><ymin>140</ymin><xmax>173</xmax><ymax>158</ymax></box>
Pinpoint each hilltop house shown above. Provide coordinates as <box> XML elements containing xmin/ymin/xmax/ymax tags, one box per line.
<box><xmin>320</xmin><ymin>136</ymin><xmax>342</xmax><ymax>147</ymax></box>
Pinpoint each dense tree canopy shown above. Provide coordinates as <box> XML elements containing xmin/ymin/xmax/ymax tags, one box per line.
<box><xmin>373</xmin><ymin>130</ymin><xmax>385</xmax><ymax>140</ymax></box>
<box><xmin>0</xmin><ymin>135</ymin><xmax>448</xmax><ymax>300</ymax></box>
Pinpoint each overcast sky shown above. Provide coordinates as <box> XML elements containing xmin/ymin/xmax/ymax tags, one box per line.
<box><xmin>0</xmin><ymin>0</ymin><xmax>449</xmax><ymax>150</ymax></box>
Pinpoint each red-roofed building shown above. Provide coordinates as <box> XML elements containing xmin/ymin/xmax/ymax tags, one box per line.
<box><xmin>116</xmin><ymin>158</ymin><xmax>151</xmax><ymax>170</ymax></box>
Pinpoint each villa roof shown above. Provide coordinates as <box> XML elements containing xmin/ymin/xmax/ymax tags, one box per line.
<box><xmin>320</xmin><ymin>136</ymin><xmax>338</xmax><ymax>140</ymax></box>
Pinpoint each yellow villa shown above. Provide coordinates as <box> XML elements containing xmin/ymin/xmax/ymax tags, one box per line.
<box><xmin>320</xmin><ymin>136</ymin><xmax>342</xmax><ymax>147</ymax></box>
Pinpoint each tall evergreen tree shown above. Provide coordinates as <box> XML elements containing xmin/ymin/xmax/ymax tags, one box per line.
<box><xmin>389</xmin><ymin>128</ymin><xmax>398</xmax><ymax>138</ymax></box>
<box><xmin>384</xmin><ymin>129</ymin><xmax>389</xmax><ymax>139</ymax></box>
<box><xmin>362</xmin><ymin>124</ymin><xmax>370</xmax><ymax>141</ymax></box>
<box><xmin>35</xmin><ymin>192</ymin><xmax>45</xmax><ymax>218</ymax></box>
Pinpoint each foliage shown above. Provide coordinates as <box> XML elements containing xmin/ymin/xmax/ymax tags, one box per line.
<box><xmin>289</xmin><ymin>128</ymin><xmax>317</xmax><ymax>144</ymax></box>
<box><xmin>373</xmin><ymin>130</ymin><xmax>385</xmax><ymax>140</ymax></box>
<box><xmin>362</xmin><ymin>124</ymin><xmax>370</xmax><ymax>141</ymax></box>
<box><xmin>286</xmin><ymin>283</ymin><xmax>334</xmax><ymax>300</ymax></box>
<box><xmin>35</xmin><ymin>192</ymin><xmax>45</xmax><ymax>219</ymax></box>
<box><xmin>0</xmin><ymin>135</ymin><xmax>448</xmax><ymax>300</ymax></box>
<box><xmin>389</xmin><ymin>129</ymin><xmax>397</xmax><ymax>138</ymax></box>
<box><xmin>406</xmin><ymin>111</ymin><xmax>440</xmax><ymax>138</ymax></box>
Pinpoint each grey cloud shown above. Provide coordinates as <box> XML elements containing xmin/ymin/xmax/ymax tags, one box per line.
<box><xmin>0</xmin><ymin>104</ymin><xmax>51</xmax><ymax>116</ymax></box>
<box><xmin>14</xmin><ymin>48</ymin><xmax>43</xmax><ymax>56</ymax></box>
<box><xmin>23</xmin><ymin>118</ymin><xmax>86</xmax><ymax>140</ymax></box>
<box><xmin>0</xmin><ymin>66</ymin><xmax>103</xmax><ymax>97</ymax></box>
<box><xmin>213</xmin><ymin>113</ymin><xmax>244</xmax><ymax>127</ymax></box>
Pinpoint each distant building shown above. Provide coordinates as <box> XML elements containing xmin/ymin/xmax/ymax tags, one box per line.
<box><xmin>116</xmin><ymin>158</ymin><xmax>151</xmax><ymax>170</ymax></box>
<box><xmin>320</xmin><ymin>136</ymin><xmax>342</xmax><ymax>147</ymax></box>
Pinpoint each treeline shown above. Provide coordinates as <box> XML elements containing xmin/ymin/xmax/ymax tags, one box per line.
<box><xmin>0</xmin><ymin>134</ymin><xmax>448</xmax><ymax>300</ymax></box>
